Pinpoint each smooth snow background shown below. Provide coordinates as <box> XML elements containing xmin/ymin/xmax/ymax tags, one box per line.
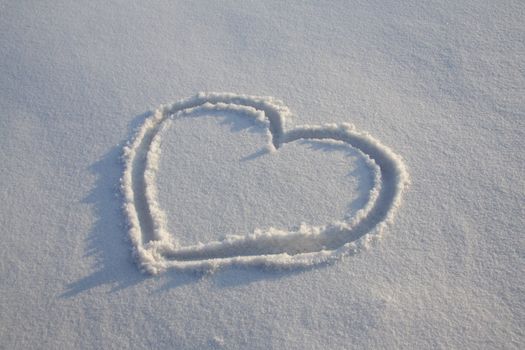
<box><xmin>1</xmin><ymin>0</ymin><xmax>523</xmax><ymax>349</ymax></box>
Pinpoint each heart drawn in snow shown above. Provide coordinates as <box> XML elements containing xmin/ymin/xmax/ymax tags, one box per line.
<box><xmin>121</xmin><ymin>93</ymin><xmax>410</xmax><ymax>274</ymax></box>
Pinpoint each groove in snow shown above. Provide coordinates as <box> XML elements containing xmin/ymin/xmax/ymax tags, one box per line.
<box><xmin>121</xmin><ymin>92</ymin><xmax>410</xmax><ymax>274</ymax></box>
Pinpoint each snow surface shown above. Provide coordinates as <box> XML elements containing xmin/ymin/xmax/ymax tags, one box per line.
<box><xmin>1</xmin><ymin>0</ymin><xmax>524</xmax><ymax>349</ymax></box>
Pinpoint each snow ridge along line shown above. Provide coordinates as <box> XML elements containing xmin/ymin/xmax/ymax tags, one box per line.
<box><xmin>121</xmin><ymin>92</ymin><xmax>410</xmax><ymax>274</ymax></box>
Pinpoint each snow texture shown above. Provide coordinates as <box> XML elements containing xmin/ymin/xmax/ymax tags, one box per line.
<box><xmin>1</xmin><ymin>0</ymin><xmax>524</xmax><ymax>349</ymax></box>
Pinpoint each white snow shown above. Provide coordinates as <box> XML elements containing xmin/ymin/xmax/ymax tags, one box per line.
<box><xmin>1</xmin><ymin>0</ymin><xmax>523</xmax><ymax>349</ymax></box>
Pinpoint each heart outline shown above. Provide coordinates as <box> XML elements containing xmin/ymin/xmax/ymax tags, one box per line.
<box><xmin>121</xmin><ymin>93</ymin><xmax>410</xmax><ymax>274</ymax></box>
